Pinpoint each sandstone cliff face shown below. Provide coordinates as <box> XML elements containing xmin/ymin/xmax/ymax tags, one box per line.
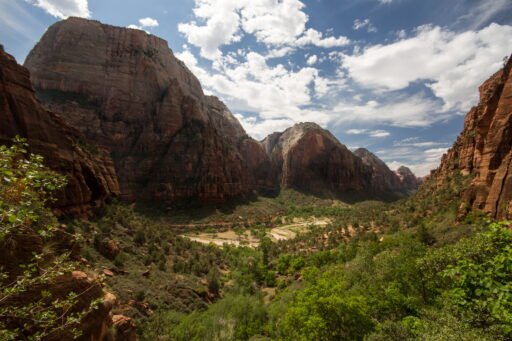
<box><xmin>0</xmin><ymin>49</ymin><xmax>119</xmax><ymax>215</ymax></box>
<box><xmin>395</xmin><ymin>166</ymin><xmax>422</xmax><ymax>192</ymax></box>
<box><xmin>354</xmin><ymin>148</ymin><xmax>403</xmax><ymax>192</ymax></box>
<box><xmin>25</xmin><ymin>17</ymin><xmax>271</xmax><ymax>202</ymax></box>
<box><xmin>433</xmin><ymin>56</ymin><xmax>512</xmax><ymax>219</ymax></box>
<box><xmin>352</xmin><ymin>148</ymin><xmax>420</xmax><ymax>194</ymax></box>
<box><xmin>262</xmin><ymin>123</ymin><xmax>373</xmax><ymax>196</ymax></box>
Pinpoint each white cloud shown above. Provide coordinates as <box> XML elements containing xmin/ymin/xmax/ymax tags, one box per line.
<box><xmin>28</xmin><ymin>0</ymin><xmax>90</xmax><ymax>19</ymax></box>
<box><xmin>346</xmin><ymin>129</ymin><xmax>368</xmax><ymax>135</ymax></box>
<box><xmin>307</xmin><ymin>54</ymin><xmax>318</xmax><ymax>65</ymax></box>
<box><xmin>178</xmin><ymin>0</ymin><xmax>241</xmax><ymax>60</ymax></box>
<box><xmin>378</xmin><ymin>0</ymin><xmax>393</xmax><ymax>4</ymax></box>
<box><xmin>178</xmin><ymin>0</ymin><xmax>349</xmax><ymax>60</ymax></box>
<box><xmin>456</xmin><ymin>0</ymin><xmax>512</xmax><ymax>30</ymax></box>
<box><xmin>139</xmin><ymin>17</ymin><xmax>159</xmax><ymax>27</ymax></box>
<box><xmin>369</xmin><ymin>130</ymin><xmax>390</xmax><ymax>137</ymax></box>
<box><xmin>128</xmin><ymin>16</ymin><xmax>160</xmax><ymax>33</ymax></box>
<box><xmin>334</xmin><ymin>93</ymin><xmax>445</xmax><ymax>127</ymax></box>
<box><xmin>176</xmin><ymin>47</ymin><xmax>337</xmax><ymax>138</ymax></box>
<box><xmin>394</xmin><ymin>139</ymin><xmax>449</xmax><ymax>148</ymax></box>
<box><xmin>346</xmin><ymin>129</ymin><xmax>390</xmax><ymax>137</ymax></box>
<box><xmin>240</xmin><ymin>0</ymin><xmax>308</xmax><ymax>45</ymax></box>
<box><xmin>342</xmin><ymin>23</ymin><xmax>512</xmax><ymax>112</ymax></box>
<box><xmin>235</xmin><ymin>115</ymin><xmax>294</xmax><ymax>140</ymax></box>
<box><xmin>353</xmin><ymin>18</ymin><xmax>377</xmax><ymax>33</ymax></box>
<box><xmin>295</xmin><ymin>28</ymin><xmax>350</xmax><ymax>48</ymax></box>
<box><xmin>382</xmin><ymin>146</ymin><xmax>448</xmax><ymax>176</ymax></box>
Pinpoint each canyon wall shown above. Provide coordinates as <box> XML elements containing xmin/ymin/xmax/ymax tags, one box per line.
<box><xmin>433</xmin><ymin>56</ymin><xmax>512</xmax><ymax>219</ymax></box>
<box><xmin>0</xmin><ymin>49</ymin><xmax>119</xmax><ymax>215</ymax></box>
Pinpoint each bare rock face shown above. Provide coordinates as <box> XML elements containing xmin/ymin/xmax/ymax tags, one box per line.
<box><xmin>353</xmin><ymin>148</ymin><xmax>403</xmax><ymax>193</ymax></box>
<box><xmin>0</xmin><ymin>49</ymin><xmax>119</xmax><ymax>215</ymax></box>
<box><xmin>112</xmin><ymin>314</ymin><xmax>138</xmax><ymax>341</ymax></box>
<box><xmin>395</xmin><ymin>166</ymin><xmax>423</xmax><ymax>192</ymax></box>
<box><xmin>433</xmin><ymin>56</ymin><xmax>512</xmax><ymax>219</ymax></box>
<box><xmin>24</xmin><ymin>17</ymin><xmax>272</xmax><ymax>202</ymax></box>
<box><xmin>262</xmin><ymin>123</ymin><xmax>373</xmax><ymax>196</ymax></box>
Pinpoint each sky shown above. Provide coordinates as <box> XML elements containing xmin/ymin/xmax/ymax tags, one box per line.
<box><xmin>1</xmin><ymin>0</ymin><xmax>511</xmax><ymax>176</ymax></box>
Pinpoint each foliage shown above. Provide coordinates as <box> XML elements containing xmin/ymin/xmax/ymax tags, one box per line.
<box><xmin>145</xmin><ymin>294</ymin><xmax>267</xmax><ymax>341</ymax></box>
<box><xmin>276</xmin><ymin>268</ymin><xmax>374</xmax><ymax>341</ymax></box>
<box><xmin>0</xmin><ymin>138</ymin><xmax>96</xmax><ymax>340</ymax></box>
<box><xmin>442</xmin><ymin>221</ymin><xmax>512</xmax><ymax>336</ymax></box>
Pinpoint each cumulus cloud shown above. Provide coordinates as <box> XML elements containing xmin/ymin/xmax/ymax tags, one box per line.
<box><xmin>378</xmin><ymin>0</ymin><xmax>393</xmax><ymax>3</ymax></box>
<box><xmin>28</xmin><ymin>0</ymin><xmax>90</xmax><ymax>19</ymax></box>
<box><xmin>341</xmin><ymin>23</ymin><xmax>512</xmax><ymax>112</ymax></box>
<box><xmin>235</xmin><ymin>115</ymin><xmax>295</xmax><ymax>140</ymax></box>
<box><xmin>176</xmin><ymin>47</ymin><xmax>337</xmax><ymax>138</ymax></box>
<box><xmin>353</xmin><ymin>18</ymin><xmax>377</xmax><ymax>33</ymax></box>
<box><xmin>139</xmin><ymin>17</ymin><xmax>159</xmax><ymax>27</ymax></box>
<box><xmin>334</xmin><ymin>93</ymin><xmax>445</xmax><ymax>127</ymax></box>
<box><xmin>295</xmin><ymin>28</ymin><xmax>350</xmax><ymax>48</ymax></box>
<box><xmin>178</xmin><ymin>0</ymin><xmax>349</xmax><ymax>60</ymax></box>
<box><xmin>306</xmin><ymin>54</ymin><xmax>318</xmax><ymax>65</ymax></box>
<box><xmin>127</xmin><ymin>17</ymin><xmax>159</xmax><ymax>32</ymax></box>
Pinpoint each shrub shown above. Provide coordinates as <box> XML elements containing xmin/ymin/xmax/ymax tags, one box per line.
<box><xmin>0</xmin><ymin>138</ymin><xmax>95</xmax><ymax>339</ymax></box>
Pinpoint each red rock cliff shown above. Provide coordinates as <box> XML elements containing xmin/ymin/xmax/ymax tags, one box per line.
<box><xmin>24</xmin><ymin>17</ymin><xmax>272</xmax><ymax>202</ymax></box>
<box><xmin>0</xmin><ymin>49</ymin><xmax>119</xmax><ymax>215</ymax></box>
<box><xmin>262</xmin><ymin>123</ymin><xmax>374</xmax><ymax>196</ymax></box>
<box><xmin>433</xmin><ymin>56</ymin><xmax>512</xmax><ymax>219</ymax></box>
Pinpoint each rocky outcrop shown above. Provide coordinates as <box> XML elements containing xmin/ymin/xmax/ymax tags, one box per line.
<box><xmin>0</xmin><ymin>217</ymin><xmax>117</xmax><ymax>340</ymax></box>
<box><xmin>262</xmin><ymin>124</ymin><xmax>420</xmax><ymax>198</ymax></box>
<box><xmin>354</xmin><ymin>148</ymin><xmax>402</xmax><ymax>192</ymax></box>
<box><xmin>433</xmin><ymin>56</ymin><xmax>512</xmax><ymax>219</ymax></box>
<box><xmin>112</xmin><ymin>315</ymin><xmax>138</xmax><ymax>341</ymax></box>
<box><xmin>0</xmin><ymin>49</ymin><xmax>119</xmax><ymax>215</ymax></box>
<box><xmin>24</xmin><ymin>17</ymin><xmax>272</xmax><ymax>202</ymax></box>
<box><xmin>396</xmin><ymin>166</ymin><xmax>423</xmax><ymax>192</ymax></box>
<box><xmin>262</xmin><ymin>123</ymin><xmax>374</xmax><ymax>196</ymax></box>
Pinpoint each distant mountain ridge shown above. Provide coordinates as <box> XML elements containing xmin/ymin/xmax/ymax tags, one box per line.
<box><xmin>21</xmin><ymin>17</ymin><xmax>419</xmax><ymax>203</ymax></box>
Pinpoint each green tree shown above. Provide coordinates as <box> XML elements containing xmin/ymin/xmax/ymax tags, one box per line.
<box><xmin>0</xmin><ymin>138</ymin><xmax>97</xmax><ymax>340</ymax></box>
<box><xmin>278</xmin><ymin>269</ymin><xmax>374</xmax><ymax>340</ymax></box>
<box><xmin>442</xmin><ymin>221</ymin><xmax>512</xmax><ymax>336</ymax></box>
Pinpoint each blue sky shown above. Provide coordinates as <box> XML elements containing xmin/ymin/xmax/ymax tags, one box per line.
<box><xmin>1</xmin><ymin>0</ymin><xmax>511</xmax><ymax>175</ymax></box>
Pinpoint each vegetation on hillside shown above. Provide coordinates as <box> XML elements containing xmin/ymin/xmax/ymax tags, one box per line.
<box><xmin>0</xmin><ymin>138</ymin><xmax>98</xmax><ymax>340</ymax></box>
<box><xmin>1</xmin><ymin>138</ymin><xmax>510</xmax><ymax>340</ymax></box>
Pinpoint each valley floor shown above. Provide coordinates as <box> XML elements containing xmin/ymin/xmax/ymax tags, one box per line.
<box><xmin>66</xmin><ymin>179</ymin><xmax>512</xmax><ymax>341</ymax></box>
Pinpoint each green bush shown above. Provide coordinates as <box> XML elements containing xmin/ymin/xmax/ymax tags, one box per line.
<box><xmin>0</xmin><ymin>138</ymin><xmax>95</xmax><ymax>340</ymax></box>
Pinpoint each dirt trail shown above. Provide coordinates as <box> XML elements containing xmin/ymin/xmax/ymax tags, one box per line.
<box><xmin>181</xmin><ymin>218</ymin><xmax>331</xmax><ymax>247</ymax></box>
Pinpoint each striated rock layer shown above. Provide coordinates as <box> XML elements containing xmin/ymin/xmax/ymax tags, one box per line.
<box><xmin>0</xmin><ymin>49</ymin><xmax>119</xmax><ymax>215</ymax></box>
<box><xmin>25</xmin><ymin>17</ymin><xmax>275</xmax><ymax>202</ymax></box>
<box><xmin>433</xmin><ymin>56</ymin><xmax>512</xmax><ymax>219</ymax></box>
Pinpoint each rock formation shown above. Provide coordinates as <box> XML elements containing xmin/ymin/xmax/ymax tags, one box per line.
<box><xmin>0</xmin><ymin>49</ymin><xmax>119</xmax><ymax>215</ymax></box>
<box><xmin>395</xmin><ymin>166</ymin><xmax>422</xmax><ymax>192</ymax></box>
<box><xmin>433</xmin><ymin>56</ymin><xmax>512</xmax><ymax>219</ymax></box>
<box><xmin>354</xmin><ymin>148</ymin><xmax>403</xmax><ymax>192</ymax></box>
<box><xmin>262</xmin><ymin>125</ymin><xmax>420</xmax><ymax>198</ymax></box>
<box><xmin>24</xmin><ymin>17</ymin><xmax>274</xmax><ymax>202</ymax></box>
<box><xmin>262</xmin><ymin>123</ymin><xmax>374</xmax><ymax>197</ymax></box>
